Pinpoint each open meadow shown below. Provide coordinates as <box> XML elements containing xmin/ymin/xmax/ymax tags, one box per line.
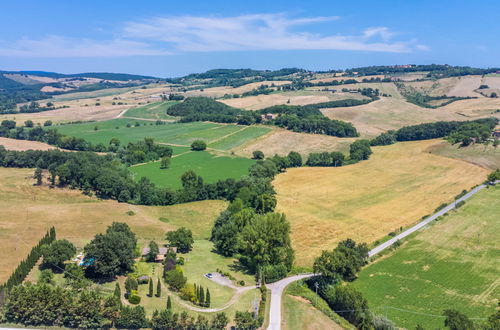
<box><xmin>354</xmin><ymin>185</ymin><xmax>500</xmax><ymax>329</ymax></box>
<box><xmin>0</xmin><ymin>167</ymin><xmax>227</xmax><ymax>283</ymax></box>
<box><xmin>130</xmin><ymin>151</ymin><xmax>255</xmax><ymax>189</ymax></box>
<box><xmin>273</xmin><ymin>139</ymin><xmax>489</xmax><ymax>266</ymax></box>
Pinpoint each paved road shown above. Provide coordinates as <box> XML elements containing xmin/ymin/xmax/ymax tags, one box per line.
<box><xmin>266</xmin><ymin>182</ymin><xmax>496</xmax><ymax>330</ymax></box>
<box><xmin>266</xmin><ymin>274</ymin><xmax>317</xmax><ymax>330</ymax></box>
<box><xmin>368</xmin><ymin>183</ymin><xmax>489</xmax><ymax>257</ymax></box>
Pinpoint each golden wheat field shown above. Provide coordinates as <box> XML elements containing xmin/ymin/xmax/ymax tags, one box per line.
<box><xmin>0</xmin><ymin>168</ymin><xmax>226</xmax><ymax>283</ymax></box>
<box><xmin>273</xmin><ymin>139</ymin><xmax>489</xmax><ymax>266</ymax></box>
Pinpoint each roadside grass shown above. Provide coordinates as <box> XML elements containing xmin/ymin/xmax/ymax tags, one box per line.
<box><xmin>283</xmin><ymin>283</ymin><xmax>351</xmax><ymax>330</ymax></box>
<box><xmin>273</xmin><ymin>139</ymin><xmax>489</xmax><ymax>266</ymax></box>
<box><xmin>353</xmin><ymin>185</ymin><xmax>500</xmax><ymax>329</ymax></box>
<box><xmin>55</xmin><ymin>119</ymin><xmax>269</xmax><ymax>150</ymax></box>
<box><xmin>123</xmin><ymin>101</ymin><xmax>178</xmax><ymax>120</ymax></box>
<box><xmin>0</xmin><ymin>167</ymin><xmax>225</xmax><ymax>283</ymax></box>
<box><xmin>129</xmin><ymin>151</ymin><xmax>255</xmax><ymax>189</ymax></box>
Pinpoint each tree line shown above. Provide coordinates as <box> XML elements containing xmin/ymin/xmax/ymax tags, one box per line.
<box><xmin>0</xmin><ymin>121</ymin><xmax>173</xmax><ymax>165</ymax></box>
<box><xmin>370</xmin><ymin>118</ymin><xmax>499</xmax><ymax>146</ymax></box>
<box><xmin>0</xmin><ymin>227</ymin><xmax>55</xmax><ymax>292</ymax></box>
<box><xmin>167</xmin><ymin>96</ymin><xmax>368</xmax><ymax>137</ymax></box>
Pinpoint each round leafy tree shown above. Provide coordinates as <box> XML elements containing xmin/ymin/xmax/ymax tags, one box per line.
<box><xmin>191</xmin><ymin>140</ymin><xmax>207</xmax><ymax>151</ymax></box>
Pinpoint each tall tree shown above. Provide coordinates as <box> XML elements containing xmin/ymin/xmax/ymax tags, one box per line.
<box><xmin>156</xmin><ymin>278</ymin><xmax>161</xmax><ymax>297</ymax></box>
<box><xmin>167</xmin><ymin>296</ymin><xmax>172</xmax><ymax>310</ymax></box>
<box><xmin>166</xmin><ymin>227</ymin><xmax>194</xmax><ymax>253</ymax></box>
<box><xmin>148</xmin><ymin>278</ymin><xmax>154</xmax><ymax>297</ymax></box>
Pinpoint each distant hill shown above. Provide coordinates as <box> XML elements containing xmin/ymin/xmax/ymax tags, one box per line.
<box><xmin>0</xmin><ymin>70</ymin><xmax>160</xmax><ymax>81</ymax></box>
<box><xmin>0</xmin><ymin>70</ymin><xmax>162</xmax><ymax>113</ymax></box>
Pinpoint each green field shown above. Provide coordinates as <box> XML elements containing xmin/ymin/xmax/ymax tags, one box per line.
<box><xmin>55</xmin><ymin>119</ymin><xmax>271</xmax><ymax>150</ymax></box>
<box><xmin>208</xmin><ymin>126</ymin><xmax>272</xmax><ymax>150</ymax></box>
<box><xmin>354</xmin><ymin>185</ymin><xmax>500</xmax><ymax>329</ymax></box>
<box><xmin>130</xmin><ymin>151</ymin><xmax>255</xmax><ymax>189</ymax></box>
<box><xmin>124</xmin><ymin>101</ymin><xmax>179</xmax><ymax>120</ymax></box>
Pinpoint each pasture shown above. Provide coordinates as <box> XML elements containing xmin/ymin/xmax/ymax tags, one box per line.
<box><xmin>0</xmin><ymin>167</ymin><xmax>226</xmax><ymax>283</ymax></box>
<box><xmin>273</xmin><ymin>139</ymin><xmax>489</xmax><ymax>266</ymax></box>
<box><xmin>55</xmin><ymin>119</ymin><xmax>271</xmax><ymax>150</ymax></box>
<box><xmin>130</xmin><ymin>151</ymin><xmax>255</xmax><ymax>189</ymax></box>
<box><xmin>354</xmin><ymin>185</ymin><xmax>500</xmax><ymax>329</ymax></box>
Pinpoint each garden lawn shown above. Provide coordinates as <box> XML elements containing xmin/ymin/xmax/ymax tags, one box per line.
<box><xmin>129</xmin><ymin>151</ymin><xmax>255</xmax><ymax>189</ymax></box>
<box><xmin>353</xmin><ymin>185</ymin><xmax>500</xmax><ymax>329</ymax></box>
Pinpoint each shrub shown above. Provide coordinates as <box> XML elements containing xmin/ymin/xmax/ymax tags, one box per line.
<box><xmin>128</xmin><ymin>293</ymin><xmax>141</xmax><ymax>304</ymax></box>
<box><xmin>191</xmin><ymin>140</ymin><xmax>207</xmax><ymax>151</ymax></box>
<box><xmin>252</xmin><ymin>150</ymin><xmax>265</xmax><ymax>159</ymax></box>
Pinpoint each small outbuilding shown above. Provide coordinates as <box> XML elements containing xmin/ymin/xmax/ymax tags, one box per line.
<box><xmin>141</xmin><ymin>246</ymin><xmax>177</xmax><ymax>262</ymax></box>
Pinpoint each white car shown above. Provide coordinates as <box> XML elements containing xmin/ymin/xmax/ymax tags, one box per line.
<box><xmin>205</xmin><ymin>273</ymin><xmax>213</xmax><ymax>279</ymax></box>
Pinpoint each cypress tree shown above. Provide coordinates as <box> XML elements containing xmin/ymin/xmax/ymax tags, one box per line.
<box><xmin>114</xmin><ymin>282</ymin><xmax>121</xmax><ymax>299</ymax></box>
<box><xmin>167</xmin><ymin>296</ymin><xmax>172</xmax><ymax>310</ymax></box>
<box><xmin>206</xmin><ymin>288</ymin><xmax>211</xmax><ymax>307</ymax></box>
<box><xmin>199</xmin><ymin>286</ymin><xmax>205</xmax><ymax>306</ymax></box>
<box><xmin>156</xmin><ymin>278</ymin><xmax>161</xmax><ymax>297</ymax></box>
<box><xmin>148</xmin><ymin>278</ymin><xmax>153</xmax><ymax>297</ymax></box>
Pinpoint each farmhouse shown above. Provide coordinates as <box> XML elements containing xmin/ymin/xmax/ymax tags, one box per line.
<box><xmin>261</xmin><ymin>113</ymin><xmax>278</xmax><ymax>121</ymax></box>
<box><xmin>141</xmin><ymin>246</ymin><xmax>176</xmax><ymax>262</ymax></box>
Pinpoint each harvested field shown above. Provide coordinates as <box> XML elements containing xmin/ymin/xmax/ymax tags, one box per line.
<box><xmin>186</xmin><ymin>80</ymin><xmax>291</xmax><ymax>98</ymax></box>
<box><xmin>0</xmin><ymin>104</ymin><xmax>129</xmax><ymax>125</ymax></box>
<box><xmin>321</xmin><ymin>96</ymin><xmax>500</xmax><ymax>138</ymax></box>
<box><xmin>426</xmin><ymin>141</ymin><xmax>500</xmax><ymax>170</ymax></box>
<box><xmin>0</xmin><ymin>167</ymin><xmax>226</xmax><ymax>283</ymax></box>
<box><xmin>0</xmin><ymin>137</ymin><xmax>56</xmax><ymax>151</ymax></box>
<box><xmin>221</xmin><ymin>90</ymin><xmax>367</xmax><ymax>110</ymax></box>
<box><xmin>447</xmin><ymin>75</ymin><xmax>483</xmax><ymax>97</ymax></box>
<box><xmin>233</xmin><ymin>129</ymin><xmax>355</xmax><ymax>157</ymax></box>
<box><xmin>273</xmin><ymin>139</ymin><xmax>489</xmax><ymax>266</ymax></box>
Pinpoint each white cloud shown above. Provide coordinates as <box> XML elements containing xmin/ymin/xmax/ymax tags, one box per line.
<box><xmin>0</xmin><ymin>35</ymin><xmax>170</xmax><ymax>57</ymax></box>
<box><xmin>123</xmin><ymin>13</ymin><xmax>416</xmax><ymax>53</ymax></box>
<box><xmin>0</xmin><ymin>13</ymin><xmax>426</xmax><ymax>57</ymax></box>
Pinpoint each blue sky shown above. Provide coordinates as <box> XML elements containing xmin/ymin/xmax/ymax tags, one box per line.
<box><xmin>0</xmin><ymin>0</ymin><xmax>498</xmax><ymax>77</ymax></box>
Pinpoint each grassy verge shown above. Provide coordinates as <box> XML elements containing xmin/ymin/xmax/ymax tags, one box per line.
<box><xmin>285</xmin><ymin>282</ymin><xmax>355</xmax><ymax>329</ymax></box>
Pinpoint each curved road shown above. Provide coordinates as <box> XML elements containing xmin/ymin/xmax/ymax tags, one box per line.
<box><xmin>266</xmin><ymin>182</ymin><xmax>495</xmax><ymax>330</ymax></box>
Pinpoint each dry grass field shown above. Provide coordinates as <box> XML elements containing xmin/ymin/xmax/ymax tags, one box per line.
<box><xmin>446</xmin><ymin>75</ymin><xmax>483</xmax><ymax>97</ymax></box>
<box><xmin>0</xmin><ymin>167</ymin><xmax>226</xmax><ymax>283</ymax></box>
<box><xmin>220</xmin><ymin>90</ymin><xmax>368</xmax><ymax>110</ymax></box>
<box><xmin>273</xmin><ymin>139</ymin><xmax>489</xmax><ymax>266</ymax></box>
<box><xmin>233</xmin><ymin>128</ymin><xmax>356</xmax><ymax>157</ymax></box>
<box><xmin>0</xmin><ymin>84</ymin><xmax>179</xmax><ymax>125</ymax></box>
<box><xmin>321</xmin><ymin>96</ymin><xmax>500</xmax><ymax>138</ymax></box>
<box><xmin>0</xmin><ymin>137</ymin><xmax>56</xmax><ymax>151</ymax></box>
<box><xmin>186</xmin><ymin>80</ymin><xmax>291</xmax><ymax>98</ymax></box>
<box><xmin>426</xmin><ymin>141</ymin><xmax>500</xmax><ymax>170</ymax></box>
